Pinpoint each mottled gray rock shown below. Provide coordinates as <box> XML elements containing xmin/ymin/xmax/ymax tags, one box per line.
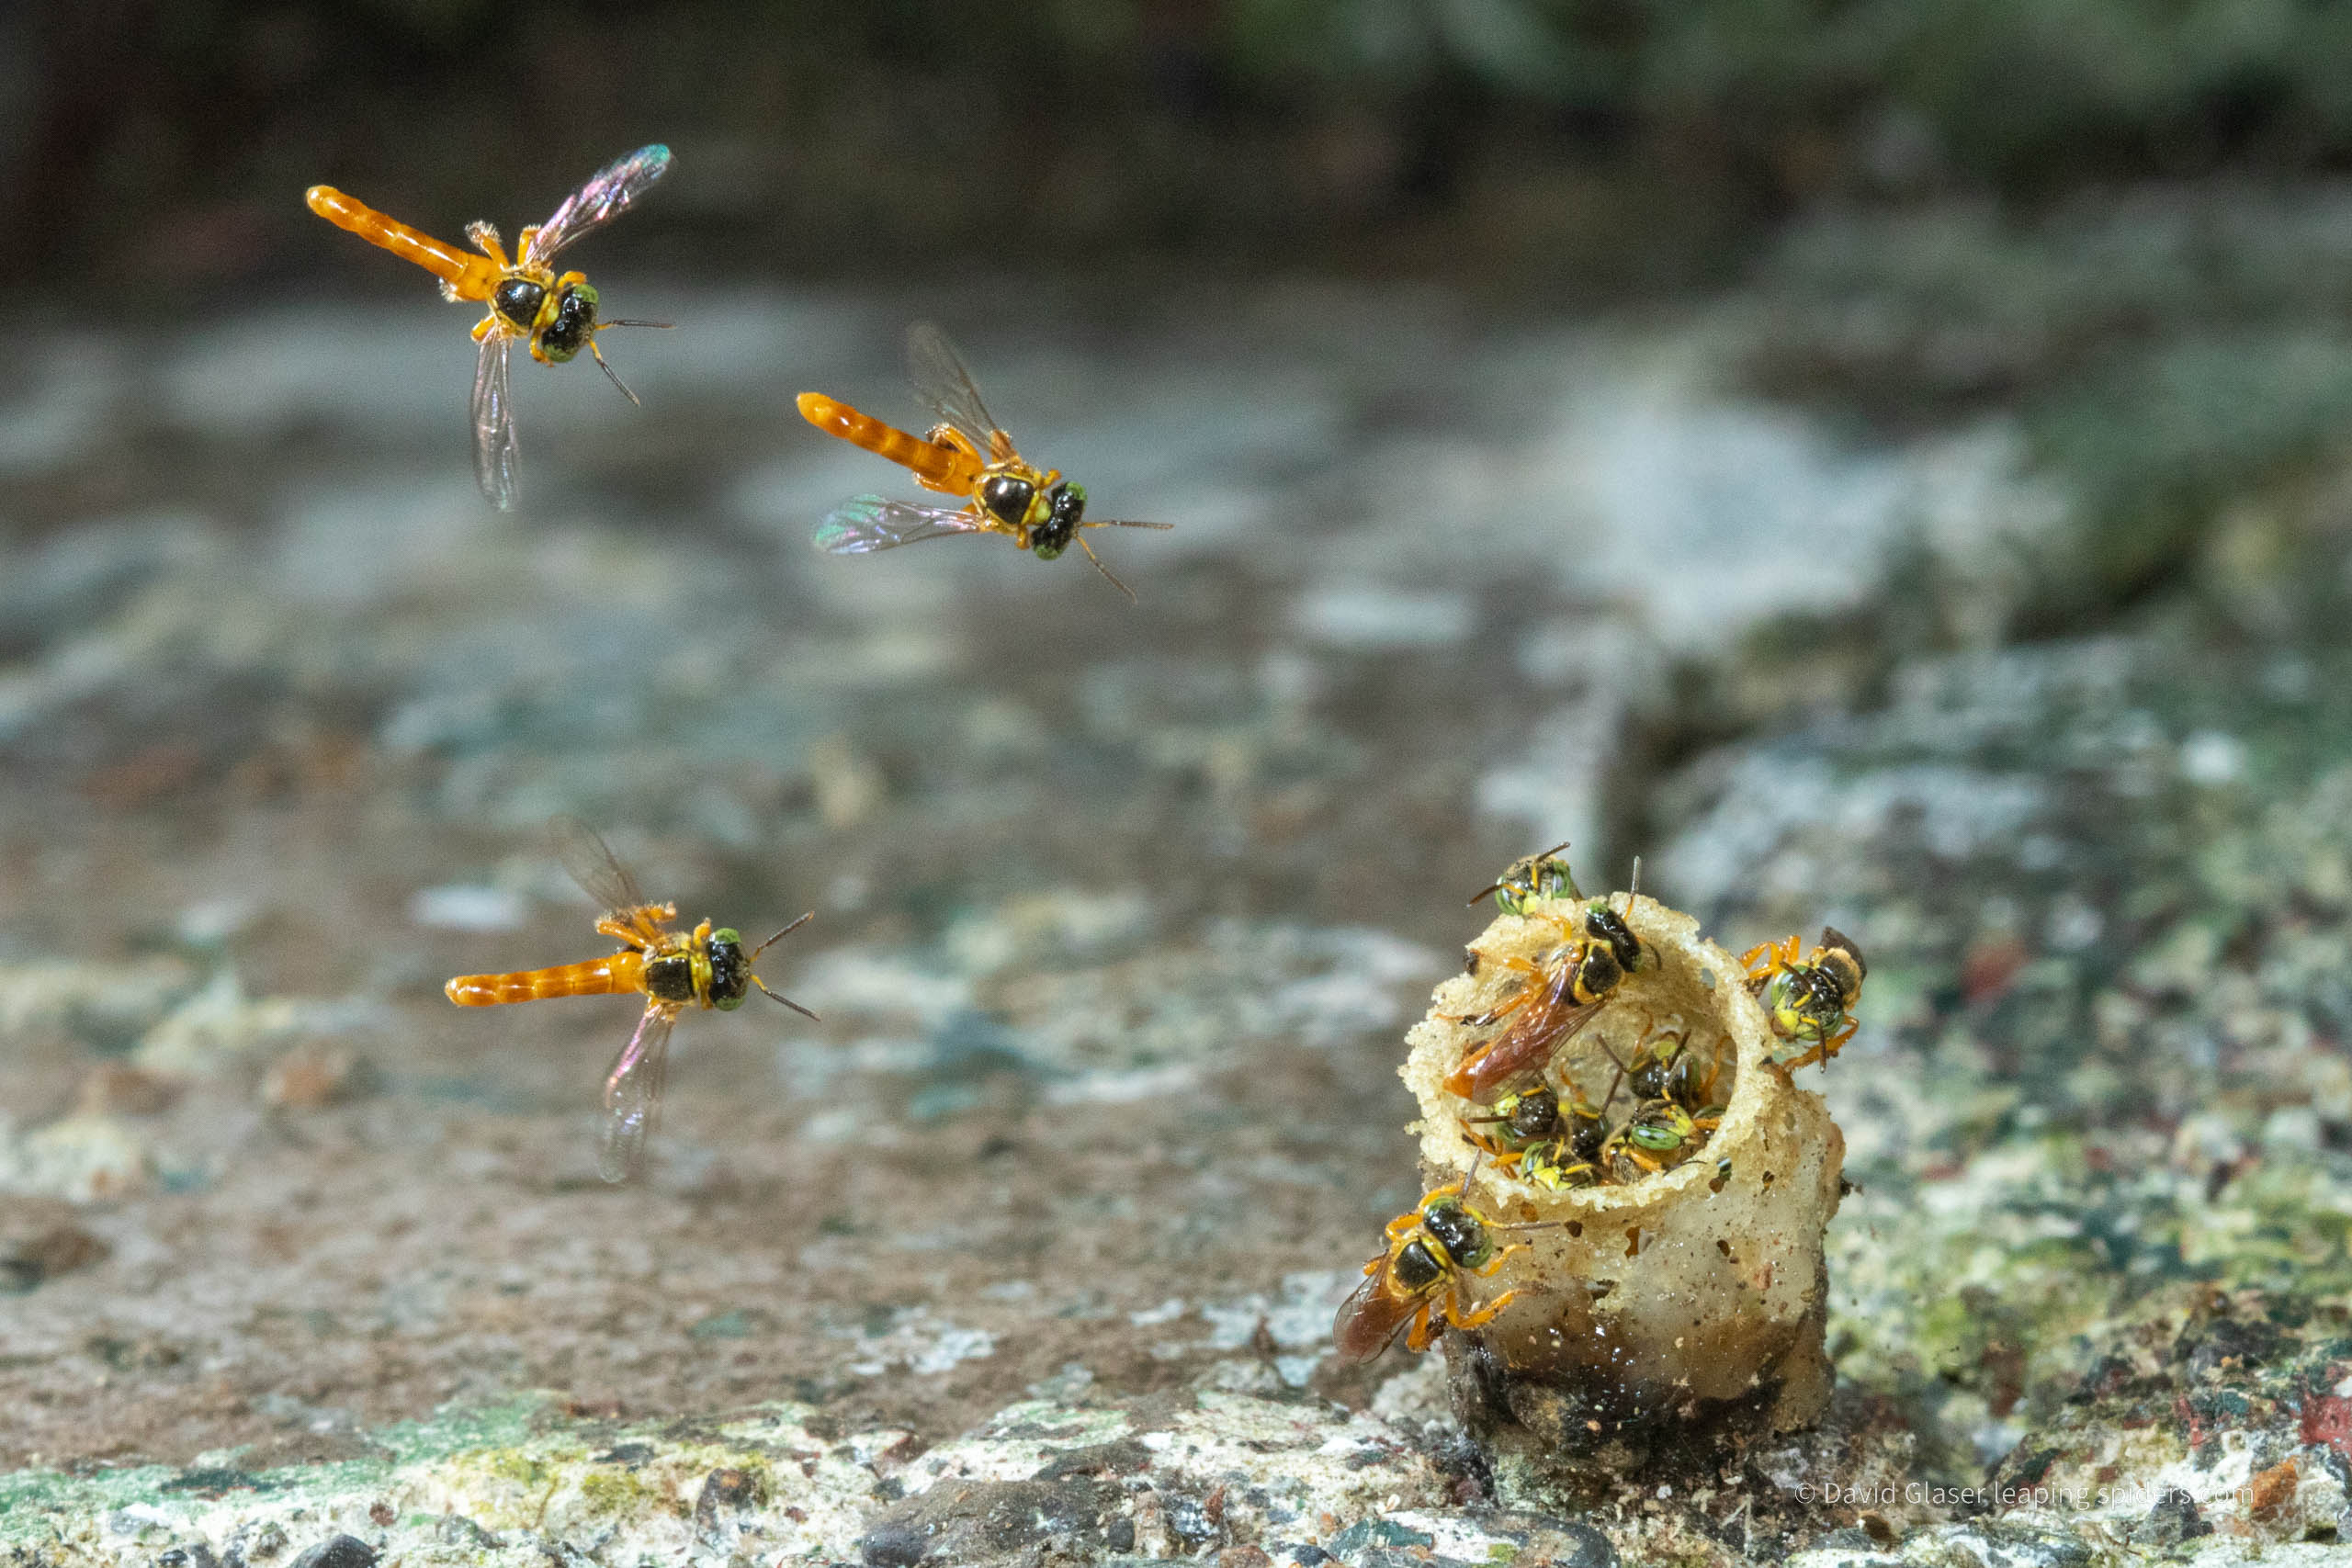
<box><xmin>4</xmin><ymin>231</ymin><xmax>2350</xmax><ymax>1568</ymax></box>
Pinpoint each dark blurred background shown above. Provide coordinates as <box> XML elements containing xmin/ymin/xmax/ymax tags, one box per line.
<box><xmin>20</xmin><ymin>0</ymin><xmax>2352</xmax><ymax>297</ymax></box>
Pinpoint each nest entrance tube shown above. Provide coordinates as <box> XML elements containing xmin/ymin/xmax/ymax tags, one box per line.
<box><xmin>1399</xmin><ymin>891</ymin><xmax>1845</xmax><ymax>1463</ymax></box>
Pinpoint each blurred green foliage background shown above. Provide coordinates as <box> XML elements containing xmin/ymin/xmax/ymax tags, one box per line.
<box><xmin>12</xmin><ymin>0</ymin><xmax>2352</xmax><ymax>296</ymax></box>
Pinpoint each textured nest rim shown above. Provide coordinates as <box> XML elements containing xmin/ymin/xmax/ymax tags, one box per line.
<box><xmin>1417</xmin><ymin>894</ymin><xmax>1776</xmax><ymax>1216</ymax></box>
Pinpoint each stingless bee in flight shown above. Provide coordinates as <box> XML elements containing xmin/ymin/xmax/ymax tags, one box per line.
<box><xmin>444</xmin><ymin>817</ymin><xmax>816</xmax><ymax>1182</ymax></box>
<box><xmin>306</xmin><ymin>145</ymin><xmax>673</xmax><ymax>510</ymax></box>
<box><xmin>797</xmin><ymin>321</ymin><xmax>1173</xmax><ymax>600</ymax></box>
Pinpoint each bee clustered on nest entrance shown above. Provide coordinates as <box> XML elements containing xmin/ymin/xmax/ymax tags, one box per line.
<box><xmin>1366</xmin><ymin>848</ymin><xmax>1857</xmax><ymax>1475</ymax></box>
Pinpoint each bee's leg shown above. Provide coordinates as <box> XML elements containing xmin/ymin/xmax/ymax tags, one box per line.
<box><xmin>908</xmin><ymin>427</ymin><xmax>979</xmax><ymax>495</ymax></box>
<box><xmin>465</xmin><ymin>221</ymin><xmax>510</xmax><ymax>269</ymax></box>
<box><xmin>1405</xmin><ymin>1302</ymin><xmax>1436</xmax><ymax>1353</ymax></box>
<box><xmin>1781</xmin><ymin>1017</ymin><xmax>1858</xmax><ymax>1072</ymax></box>
<box><xmin>1384</xmin><ymin>1212</ymin><xmax>1421</xmax><ymax>1240</ymax></box>
<box><xmin>1444</xmin><ymin>956</ymin><xmax>1544</xmax><ymax>1026</ymax></box>
<box><xmin>1743</xmin><ymin>934</ymin><xmax>1802</xmax><ymax>983</ymax></box>
<box><xmin>594</xmin><ymin>917</ymin><xmax>645</xmax><ymax>946</ymax></box>
<box><xmin>1468</xmin><ymin>1136</ymin><xmax>1528</xmax><ymax>1172</ymax></box>
<box><xmin>1449</xmin><ymin>1287</ymin><xmax>1520</xmax><ymax>1333</ymax></box>
<box><xmin>515</xmin><ymin>224</ymin><xmax>542</xmax><ymax>265</ymax></box>
<box><xmin>922</xmin><ymin>426</ymin><xmax>982</xmax><ymax>461</ymax></box>
<box><xmin>470</xmin><ymin>315</ymin><xmax>496</xmax><ymax>343</ymax></box>
<box><xmin>1465</xmin><ymin>1242</ymin><xmax>1528</xmax><ymax>1280</ymax></box>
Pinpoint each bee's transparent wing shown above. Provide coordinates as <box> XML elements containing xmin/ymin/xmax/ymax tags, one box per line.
<box><xmin>811</xmin><ymin>494</ymin><xmax>992</xmax><ymax>555</ymax></box>
<box><xmin>526</xmin><ymin>144</ymin><xmax>673</xmax><ymax>267</ymax></box>
<box><xmin>904</xmin><ymin>321</ymin><xmax>1002</xmax><ymax>452</ymax></box>
<box><xmin>1331</xmin><ymin>1267</ymin><xmax>1417</xmax><ymax>1364</ymax></box>
<box><xmin>599</xmin><ymin>1004</ymin><xmax>675</xmax><ymax>1183</ymax></box>
<box><xmin>548</xmin><ymin>815</ymin><xmax>650</xmax><ymax>919</ymax></box>
<box><xmin>470</xmin><ymin>331</ymin><xmax>519</xmax><ymax>511</ymax></box>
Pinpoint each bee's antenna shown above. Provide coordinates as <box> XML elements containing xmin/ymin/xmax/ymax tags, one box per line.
<box><xmin>1074</xmin><ymin>535</ymin><xmax>1137</xmax><ymax>603</ymax></box>
<box><xmin>748</xmin><ymin>911</ymin><xmax>820</xmax><ymax>1020</ymax></box>
<box><xmin>1465</xmin><ymin>840</ymin><xmax>1577</xmax><ymax>908</ymax></box>
<box><xmin>588</xmin><ymin>338</ymin><xmax>642</xmax><ymax>406</ymax></box>
<box><xmin>749</xmin><ymin>910</ymin><xmax>815</xmax><ymax>958</ymax></box>
<box><xmin>754</xmin><ymin>978</ymin><xmax>820</xmax><ymax>1021</ymax></box>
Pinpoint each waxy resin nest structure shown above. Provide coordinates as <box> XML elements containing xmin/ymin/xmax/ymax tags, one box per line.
<box><xmin>1399</xmin><ymin>891</ymin><xmax>1844</xmax><ymax>1458</ymax></box>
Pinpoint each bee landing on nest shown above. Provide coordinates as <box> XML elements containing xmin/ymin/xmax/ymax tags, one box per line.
<box><xmin>1395</xmin><ymin>854</ymin><xmax>1850</xmax><ymax>1468</ymax></box>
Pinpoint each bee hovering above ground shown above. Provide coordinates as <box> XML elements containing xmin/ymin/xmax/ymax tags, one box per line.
<box><xmin>444</xmin><ymin>817</ymin><xmax>817</xmax><ymax>1182</ymax></box>
<box><xmin>1443</xmin><ymin>851</ymin><xmax>1651</xmax><ymax>1103</ymax></box>
<box><xmin>1333</xmin><ymin>1157</ymin><xmax>1557</xmax><ymax>1362</ymax></box>
<box><xmin>797</xmin><ymin>321</ymin><xmax>1173</xmax><ymax>600</ymax></box>
<box><xmin>1740</xmin><ymin>928</ymin><xmax>1867</xmax><ymax>1070</ymax></box>
<box><xmin>306</xmin><ymin>145</ymin><xmax>673</xmax><ymax>510</ymax></box>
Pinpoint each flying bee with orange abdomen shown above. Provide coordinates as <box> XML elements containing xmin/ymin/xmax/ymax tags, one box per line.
<box><xmin>1740</xmin><ymin>928</ymin><xmax>1866</xmax><ymax>1070</ymax></box>
<box><xmin>444</xmin><ymin>817</ymin><xmax>816</xmax><ymax>1182</ymax></box>
<box><xmin>306</xmin><ymin>145</ymin><xmax>673</xmax><ymax>510</ymax></box>
<box><xmin>1443</xmin><ymin>852</ymin><xmax>1650</xmax><ymax>1103</ymax></box>
<box><xmin>1333</xmin><ymin>1158</ymin><xmax>1557</xmax><ymax>1362</ymax></box>
<box><xmin>798</xmin><ymin>321</ymin><xmax>1173</xmax><ymax>600</ymax></box>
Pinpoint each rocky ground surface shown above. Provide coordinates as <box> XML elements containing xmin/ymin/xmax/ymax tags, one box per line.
<box><xmin>9</xmin><ymin>186</ymin><xmax>2352</xmax><ymax>1564</ymax></box>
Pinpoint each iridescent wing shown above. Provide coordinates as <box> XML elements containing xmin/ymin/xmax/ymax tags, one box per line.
<box><xmin>599</xmin><ymin>1002</ymin><xmax>676</xmax><ymax>1183</ymax></box>
<box><xmin>1446</xmin><ymin>964</ymin><xmax>1604</xmax><ymax>1103</ymax></box>
<box><xmin>1331</xmin><ymin>1265</ymin><xmax>1420</xmax><ymax>1364</ymax></box>
<box><xmin>549</xmin><ymin>816</ymin><xmax>655</xmax><ymax>920</ymax></box>
<box><xmin>811</xmin><ymin>494</ymin><xmax>994</xmax><ymax>556</ymax></box>
<box><xmin>904</xmin><ymin>321</ymin><xmax>1003</xmax><ymax>452</ymax></box>
<box><xmin>471</xmin><ymin>330</ymin><xmax>519</xmax><ymax>511</ymax></box>
<box><xmin>525</xmin><ymin>144</ymin><xmax>673</xmax><ymax>267</ymax></box>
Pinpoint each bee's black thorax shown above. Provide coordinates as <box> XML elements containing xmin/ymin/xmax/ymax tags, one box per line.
<box><xmin>494</xmin><ymin>276</ymin><xmax>547</xmax><ymax>331</ymax></box>
<box><xmin>980</xmin><ymin>474</ymin><xmax>1035</xmax><ymax>527</ymax></box>
<box><xmin>1393</xmin><ymin>1239</ymin><xmax>1444</xmax><ymax>1292</ymax></box>
<box><xmin>643</xmin><ymin>951</ymin><xmax>695</xmax><ymax>1004</ymax></box>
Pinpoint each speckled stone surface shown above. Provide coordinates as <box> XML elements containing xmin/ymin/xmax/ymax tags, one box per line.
<box><xmin>6</xmin><ymin>251</ymin><xmax>2352</xmax><ymax>1564</ymax></box>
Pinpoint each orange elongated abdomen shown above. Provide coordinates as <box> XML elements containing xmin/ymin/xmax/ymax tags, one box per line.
<box><xmin>797</xmin><ymin>392</ymin><xmax>978</xmax><ymax>492</ymax></box>
<box><xmin>445</xmin><ymin>951</ymin><xmax>645</xmax><ymax>1006</ymax></box>
<box><xmin>306</xmin><ymin>186</ymin><xmax>502</xmax><ymax>301</ymax></box>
